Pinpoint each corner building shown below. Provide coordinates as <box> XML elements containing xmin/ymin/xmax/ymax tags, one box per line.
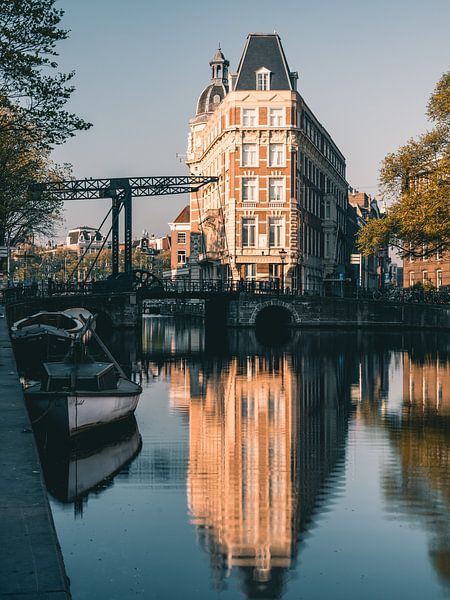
<box><xmin>176</xmin><ymin>33</ymin><xmax>349</xmax><ymax>292</ymax></box>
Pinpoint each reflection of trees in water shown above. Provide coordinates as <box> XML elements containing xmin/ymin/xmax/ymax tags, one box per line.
<box><xmin>384</xmin><ymin>416</ymin><xmax>450</xmax><ymax>590</ymax></box>
<box><xmin>353</xmin><ymin>337</ymin><xmax>450</xmax><ymax>594</ymax></box>
<box><xmin>166</xmin><ymin>333</ymin><xmax>357</xmax><ymax>598</ymax></box>
<box><xmin>383</xmin><ymin>349</ymin><xmax>450</xmax><ymax>592</ymax></box>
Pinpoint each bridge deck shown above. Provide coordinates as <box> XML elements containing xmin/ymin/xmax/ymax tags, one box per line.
<box><xmin>0</xmin><ymin>312</ymin><xmax>70</xmax><ymax>598</ymax></box>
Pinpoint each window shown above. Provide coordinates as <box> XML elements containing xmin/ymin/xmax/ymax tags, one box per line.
<box><xmin>242</xmin><ymin>218</ymin><xmax>256</xmax><ymax>247</ymax></box>
<box><xmin>436</xmin><ymin>248</ymin><xmax>443</xmax><ymax>260</ymax></box>
<box><xmin>245</xmin><ymin>264</ymin><xmax>256</xmax><ymax>280</ymax></box>
<box><xmin>269</xmin><ymin>264</ymin><xmax>280</xmax><ymax>280</ymax></box>
<box><xmin>256</xmin><ymin>69</ymin><xmax>270</xmax><ymax>91</ymax></box>
<box><xmin>437</xmin><ymin>270</ymin><xmax>443</xmax><ymax>288</ymax></box>
<box><xmin>422</xmin><ymin>270</ymin><xmax>428</xmax><ymax>283</ymax></box>
<box><xmin>269</xmin><ymin>108</ymin><xmax>284</xmax><ymax>127</ymax></box>
<box><xmin>269</xmin><ymin>178</ymin><xmax>284</xmax><ymax>202</ymax></box>
<box><xmin>325</xmin><ymin>233</ymin><xmax>330</xmax><ymax>258</ymax></box>
<box><xmin>325</xmin><ymin>200</ymin><xmax>330</xmax><ymax>219</ymax></box>
<box><xmin>268</xmin><ymin>143</ymin><xmax>285</xmax><ymax>167</ymax></box>
<box><xmin>409</xmin><ymin>272</ymin><xmax>415</xmax><ymax>287</ymax></box>
<box><xmin>269</xmin><ymin>217</ymin><xmax>284</xmax><ymax>247</ymax></box>
<box><xmin>242</xmin><ymin>178</ymin><xmax>257</xmax><ymax>202</ymax></box>
<box><xmin>242</xmin><ymin>144</ymin><xmax>257</xmax><ymax>167</ymax></box>
<box><xmin>242</xmin><ymin>108</ymin><xmax>257</xmax><ymax>126</ymax></box>
<box><xmin>177</xmin><ymin>232</ymin><xmax>186</xmax><ymax>244</ymax></box>
<box><xmin>177</xmin><ymin>250</ymin><xmax>186</xmax><ymax>265</ymax></box>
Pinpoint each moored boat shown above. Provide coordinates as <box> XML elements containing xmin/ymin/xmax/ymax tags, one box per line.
<box><xmin>12</xmin><ymin>309</ymin><xmax>87</xmax><ymax>335</ymax></box>
<box><xmin>11</xmin><ymin>308</ymin><xmax>94</xmax><ymax>362</ymax></box>
<box><xmin>25</xmin><ymin>359</ymin><xmax>142</xmax><ymax>436</ymax></box>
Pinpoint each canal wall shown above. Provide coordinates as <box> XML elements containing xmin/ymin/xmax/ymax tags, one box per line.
<box><xmin>5</xmin><ymin>292</ymin><xmax>139</xmax><ymax>329</ymax></box>
<box><xmin>141</xmin><ymin>298</ymin><xmax>205</xmax><ymax>318</ymax></box>
<box><xmin>0</xmin><ymin>311</ymin><xmax>71</xmax><ymax>598</ymax></box>
<box><xmin>227</xmin><ymin>296</ymin><xmax>450</xmax><ymax>329</ymax></box>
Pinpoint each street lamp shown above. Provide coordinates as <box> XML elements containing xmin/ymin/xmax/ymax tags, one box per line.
<box><xmin>279</xmin><ymin>248</ymin><xmax>287</xmax><ymax>292</ymax></box>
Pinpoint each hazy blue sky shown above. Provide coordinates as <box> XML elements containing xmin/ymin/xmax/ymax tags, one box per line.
<box><xmin>52</xmin><ymin>0</ymin><xmax>449</xmax><ymax>240</ymax></box>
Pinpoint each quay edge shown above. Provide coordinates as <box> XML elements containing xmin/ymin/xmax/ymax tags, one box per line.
<box><xmin>0</xmin><ymin>309</ymin><xmax>71</xmax><ymax>598</ymax></box>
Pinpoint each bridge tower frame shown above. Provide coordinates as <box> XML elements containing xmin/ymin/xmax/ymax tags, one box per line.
<box><xmin>31</xmin><ymin>175</ymin><xmax>219</xmax><ymax>280</ymax></box>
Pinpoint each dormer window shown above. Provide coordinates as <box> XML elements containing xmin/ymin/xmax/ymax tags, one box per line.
<box><xmin>256</xmin><ymin>67</ymin><xmax>270</xmax><ymax>91</ymax></box>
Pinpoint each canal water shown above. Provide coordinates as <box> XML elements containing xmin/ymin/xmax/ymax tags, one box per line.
<box><xmin>31</xmin><ymin>317</ymin><xmax>450</xmax><ymax>599</ymax></box>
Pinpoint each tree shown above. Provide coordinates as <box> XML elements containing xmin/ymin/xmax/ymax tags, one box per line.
<box><xmin>358</xmin><ymin>69</ymin><xmax>450</xmax><ymax>259</ymax></box>
<box><xmin>150</xmin><ymin>249</ymin><xmax>171</xmax><ymax>279</ymax></box>
<box><xmin>0</xmin><ymin>0</ymin><xmax>91</xmax><ymax>148</ymax></box>
<box><xmin>0</xmin><ymin>1</ymin><xmax>90</xmax><ymax>276</ymax></box>
<box><xmin>0</xmin><ymin>120</ymin><xmax>70</xmax><ymax>257</ymax></box>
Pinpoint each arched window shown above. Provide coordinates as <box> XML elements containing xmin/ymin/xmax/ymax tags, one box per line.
<box><xmin>213</xmin><ymin>94</ymin><xmax>221</xmax><ymax>104</ymax></box>
<box><xmin>217</xmin><ymin>65</ymin><xmax>221</xmax><ymax>79</ymax></box>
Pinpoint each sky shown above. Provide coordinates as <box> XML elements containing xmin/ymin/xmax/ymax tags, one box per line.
<box><xmin>51</xmin><ymin>0</ymin><xmax>450</xmax><ymax>241</ymax></box>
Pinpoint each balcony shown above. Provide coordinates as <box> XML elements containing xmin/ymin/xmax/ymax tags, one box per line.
<box><xmin>198</xmin><ymin>251</ymin><xmax>222</xmax><ymax>263</ymax></box>
<box><xmin>199</xmin><ymin>208</ymin><xmax>220</xmax><ymax>225</ymax></box>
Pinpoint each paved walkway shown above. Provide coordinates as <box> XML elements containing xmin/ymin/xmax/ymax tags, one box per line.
<box><xmin>0</xmin><ymin>309</ymin><xmax>70</xmax><ymax>599</ymax></box>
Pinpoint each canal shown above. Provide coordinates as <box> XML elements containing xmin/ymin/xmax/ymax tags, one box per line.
<box><xmin>27</xmin><ymin>317</ymin><xmax>450</xmax><ymax>599</ymax></box>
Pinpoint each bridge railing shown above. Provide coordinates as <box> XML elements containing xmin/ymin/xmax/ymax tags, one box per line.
<box><xmin>1</xmin><ymin>279</ymin><xmax>94</xmax><ymax>303</ymax></box>
<box><xmin>2</xmin><ymin>278</ymin><xmax>449</xmax><ymax>305</ymax></box>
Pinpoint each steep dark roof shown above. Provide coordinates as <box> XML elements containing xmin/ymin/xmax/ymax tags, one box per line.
<box><xmin>235</xmin><ymin>34</ymin><xmax>293</xmax><ymax>91</ymax></box>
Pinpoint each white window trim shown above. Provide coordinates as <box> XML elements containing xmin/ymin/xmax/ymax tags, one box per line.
<box><xmin>241</xmin><ymin>177</ymin><xmax>259</xmax><ymax>203</ymax></box>
<box><xmin>256</xmin><ymin>67</ymin><xmax>271</xmax><ymax>91</ymax></box>
<box><xmin>242</xmin><ymin>107</ymin><xmax>258</xmax><ymax>127</ymax></box>
<box><xmin>241</xmin><ymin>216</ymin><xmax>258</xmax><ymax>248</ymax></box>
<box><xmin>241</xmin><ymin>143</ymin><xmax>259</xmax><ymax>167</ymax></box>
<box><xmin>269</xmin><ymin>107</ymin><xmax>285</xmax><ymax>127</ymax></box>
<box><xmin>268</xmin><ymin>177</ymin><xmax>285</xmax><ymax>203</ymax></box>
<box><xmin>268</xmin><ymin>143</ymin><xmax>286</xmax><ymax>167</ymax></box>
<box><xmin>268</xmin><ymin>216</ymin><xmax>285</xmax><ymax>248</ymax></box>
<box><xmin>245</xmin><ymin>263</ymin><xmax>257</xmax><ymax>281</ymax></box>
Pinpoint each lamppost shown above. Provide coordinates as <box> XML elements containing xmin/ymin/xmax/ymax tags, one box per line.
<box><xmin>279</xmin><ymin>248</ymin><xmax>287</xmax><ymax>292</ymax></box>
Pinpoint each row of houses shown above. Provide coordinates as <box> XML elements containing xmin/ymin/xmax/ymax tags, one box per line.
<box><xmin>45</xmin><ymin>34</ymin><xmax>446</xmax><ymax>292</ymax></box>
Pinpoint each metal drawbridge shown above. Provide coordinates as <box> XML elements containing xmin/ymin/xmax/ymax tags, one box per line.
<box><xmin>31</xmin><ymin>175</ymin><xmax>218</xmax><ymax>290</ymax></box>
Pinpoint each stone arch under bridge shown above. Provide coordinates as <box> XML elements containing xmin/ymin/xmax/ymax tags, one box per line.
<box><xmin>249</xmin><ymin>299</ymin><xmax>301</xmax><ymax>326</ymax></box>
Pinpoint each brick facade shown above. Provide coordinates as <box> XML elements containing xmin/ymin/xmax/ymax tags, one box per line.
<box><xmin>404</xmin><ymin>251</ymin><xmax>450</xmax><ymax>289</ymax></box>
<box><xmin>170</xmin><ymin>34</ymin><xmax>350</xmax><ymax>293</ymax></box>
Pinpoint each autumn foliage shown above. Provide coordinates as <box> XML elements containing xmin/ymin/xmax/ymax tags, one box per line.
<box><xmin>358</xmin><ymin>70</ymin><xmax>450</xmax><ymax>258</ymax></box>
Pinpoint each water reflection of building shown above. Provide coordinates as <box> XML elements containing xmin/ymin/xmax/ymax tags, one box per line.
<box><xmin>141</xmin><ymin>316</ymin><xmax>205</xmax><ymax>357</ymax></box>
<box><xmin>403</xmin><ymin>353</ymin><xmax>450</xmax><ymax>416</ymax></box>
<box><xmin>168</xmin><ymin>345</ymin><xmax>352</xmax><ymax>597</ymax></box>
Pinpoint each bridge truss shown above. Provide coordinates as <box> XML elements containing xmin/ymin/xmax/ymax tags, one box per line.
<box><xmin>31</xmin><ymin>176</ymin><xmax>218</xmax><ymax>281</ymax></box>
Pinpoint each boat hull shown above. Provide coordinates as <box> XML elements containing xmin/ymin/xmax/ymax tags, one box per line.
<box><xmin>67</xmin><ymin>390</ymin><xmax>140</xmax><ymax>435</ymax></box>
<box><xmin>25</xmin><ymin>379</ymin><xmax>142</xmax><ymax>436</ymax></box>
